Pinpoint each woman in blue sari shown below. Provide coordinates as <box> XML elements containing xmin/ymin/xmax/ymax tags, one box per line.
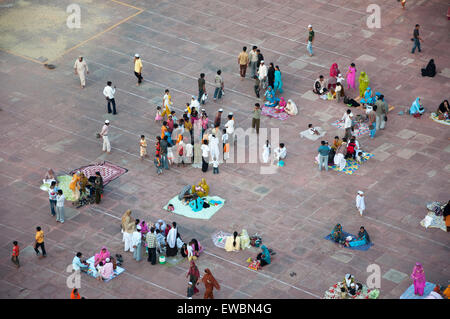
<box><xmin>360</xmin><ymin>87</ymin><xmax>375</xmax><ymax>104</ymax></box>
<box><xmin>256</xmin><ymin>245</ymin><xmax>271</xmax><ymax>267</ymax></box>
<box><xmin>264</xmin><ymin>86</ymin><xmax>280</xmax><ymax>107</ymax></box>
<box><xmin>273</xmin><ymin>66</ymin><xmax>283</xmax><ymax>94</ymax></box>
<box><xmin>330</xmin><ymin>224</ymin><xmax>344</xmax><ymax>244</ymax></box>
<box><xmin>409</xmin><ymin>97</ymin><xmax>425</xmax><ymax>117</ymax></box>
<box><xmin>347</xmin><ymin>226</ymin><xmax>371</xmax><ymax>247</ymax></box>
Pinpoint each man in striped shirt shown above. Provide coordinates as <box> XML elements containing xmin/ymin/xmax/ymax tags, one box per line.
<box><xmin>146</xmin><ymin>227</ymin><xmax>157</xmax><ymax>265</ymax></box>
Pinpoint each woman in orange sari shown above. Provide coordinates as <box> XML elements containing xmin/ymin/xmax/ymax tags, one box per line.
<box><xmin>202</xmin><ymin>268</ymin><xmax>220</xmax><ymax>299</ymax></box>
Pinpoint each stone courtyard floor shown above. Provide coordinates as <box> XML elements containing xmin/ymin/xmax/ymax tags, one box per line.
<box><xmin>0</xmin><ymin>0</ymin><xmax>449</xmax><ymax>299</ymax></box>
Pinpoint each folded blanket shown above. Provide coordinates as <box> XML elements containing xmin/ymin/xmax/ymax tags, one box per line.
<box><xmin>299</xmin><ymin>127</ymin><xmax>326</xmax><ymax>141</ymax></box>
<box><xmin>212</xmin><ymin>231</ymin><xmax>232</xmax><ymax>249</ymax></box>
<box><xmin>420</xmin><ymin>211</ymin><xmax>446</xmax><ymax>231</ymax></box>
<box><xmin>324</xmin><ymin>231</ymin><xmax>374</xmax><ymax>251</ymax></box>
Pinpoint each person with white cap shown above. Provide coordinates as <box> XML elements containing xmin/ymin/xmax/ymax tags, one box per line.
<box><xmin>213</xmin><ymin>70</ymin><xmax>224</xmax><ymax>100</ymax></box>
<box><xmin>73</xmin><ymin>56</ymin><xmax>89</xmax><ymax>88</ymax></box>
<box><xmin>131</xmin><ymin>225</ymin><xmax>143</xmax><ymax>260</ymax></box>
<box><xmin>258</xmin><ymin>60</ymin><xmax>268</xmax><ymax>90</ymax></box>
<box><xmin>100</xmin><ymin>120</ymin><xmax>111</xmax><ymax>153</ymax></box>
<box><xmin>133</xmin><ymin>53</ymin><xmax>143</xmax><ymax>86</ymax></box>
<box><xmin>307</xmin><ymin>25</ymin><xmax>315</xmax><ymax>57</ymax></box>
<box><xmin>356</xmin><ymin>191</ymin><xmax>365</xmax><ymax>216</ymax></box>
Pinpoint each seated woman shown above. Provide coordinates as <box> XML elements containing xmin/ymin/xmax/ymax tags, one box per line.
<box><xmin>360</xmin><ymin>87</ymin><xmax>375</xmax><ymax>105</ymax></box>
<box><xmin>155</xmin><ymin>219</ymin><xmax>167</xmax><ymax>235</ymax></box>
<box><xmin>410</xmin><ymin>97</ymin><xmax>425</xmax><ymax>117</ymax></box>
<box><xmin>94</xmin><ymin>246</ymin><xmax>111</xmax><ymax>267</ymax></box>
<box><xmin>78</xmin><ymin>172</ymin><xmax>90</xmax><ymax>199</ymax></box>
<box><xmin>330</xmin><ymin>224</ymin><xmax>345</xmax><ymax>244</ymax></box>
<box><xmin>284</xmin><ymin>99</ymin><xmax>298</xmax><ymax>116</ymax></box>
<box><xmin>191</xmin><ymin>178</ymin><xmax>209</xmax><ymax>197</ymax></box>
<box><xmin>264</xmin><ymin>86</ymin><xmax>280</xmax><ymax>107</ymax></box>
<box><xmin>345</xmin><ymin>226</ymin><xmax>371</xmax><ymax>247</ymax></box>
<box><xmin>224</xmin><ymin>231</ymin><xmax>240</xmax><ymax>252</ymax></box>
<box><xmin>190</xmin><ymin>238</ymin><xmax>204</xmax><ymax>257</ymax></box>
<box><xmin>256</xmin><ymin>245</ymin><xmax>271</xmax><ymax>267</ymax></box>
<box><xmin>343</xmin><ymin>274</ymin><xmax>355</xmax><ymax>290</ymax></box>
<box><xmin>313</xmin><ymin>75</ymin><xmax>328</xmax><ymax>95</ymax></box>
<box><xmin>421</xmin><ymin>59</ymin><xmax>436</xmax><ymax>77</ymax></box>
<box><xmin>437</xmin><ymin>100</ymin><xmax>449</xmax><ymax>120</ymax></box>
<box><xmin>274</xmin><ymin>97</ymin><xmax>287</xmax><ymax>113</ymax></box>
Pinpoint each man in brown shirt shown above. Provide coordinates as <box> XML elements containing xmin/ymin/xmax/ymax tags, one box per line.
<box><xmin>238</xmin><ymin>47</ymin><xmax>249</xmax><ymax>78</ymax></box>
<box><xmin>252</xmin><ymin>103</ymin><xmax>262</xmax><ymax>134</ymax></box>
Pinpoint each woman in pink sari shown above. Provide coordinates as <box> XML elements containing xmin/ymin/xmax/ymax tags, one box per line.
<box><xmin>346</xmin><ymin>63</ymin><xmax>357</xmax><ymax>89</ymax></box>
<box><xmin>328</xmin><ymin>63</ymin><xmax>340</xmax><ymax>90</ymax></box>
<box><xmin>411</xmin><ymin>262</ymin><xmax>426</xmax><ymax>296</ymax></box>
<box><xmin>94</xmin><ymin>246</ymin><xmax>111</xmax><ymax>267</ymax></box>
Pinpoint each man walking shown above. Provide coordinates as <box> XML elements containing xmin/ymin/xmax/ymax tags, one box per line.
<box><xmin>48</xmin><ymin>181</ymin><xmax>57</xmax><ymax>217</ymax></box>
<box><xmin>74</xmin><ymin>56</ymin><xmax>89</xmax><ymax>88</ymax></box>
<box><xmin>307</xmin><ymin>25</ymin><xmax>315</xmax><ymax>57</ymax></box>
<box><xmin>100</xmin><ymin>120</ymin><xmax>111</xmax><ymax>153</ymax></box>
<box><xmin>252</xmin><ymin>103</ymin><xmax>261</xmax><ymax>134</ymax></box>
<box><xmin>318</xmin><ymin>141</ymin><xmax>330</xmax><ymax>171</ymax></box>
<box><xmin>103</xmin><ymin>81</ymin><xmax>117</xmax><ymax>114</ymax></box>
<box><xmin>375</xmin><ymin>95</ymin><xmax>388</xmax><ymax>130</ymax></box>
<box><xmin>213</xmin><ymin>70</ymin><xmax>224</xmax><ymax>101</ymax></box>
<box><xmin>34</xmin><ymin>226</ymin><xmax>47</xmax><ymax>257</ymax></box>
<box><xmin>411</xmin><ymin>24</ymin><xmax>423</xmax><ymax>54</ymax></box>
<box><xmin>238</xmin><ymin>46</ymin><xmax>249</xmax><ymax>78</ymax></box>
<box><xmin>248</xmin><ymin>46</ymin><xmax>258</xmax><ymax>79</ymax></box>
<box><xmin>342</xmin><ymin>109</ymin><xmax>353</xmax><ymax>140</ymax></box>
<box><xmin>146</xmin><ymin>227</ymin><xmax>157</xmax><ymax>265</ymax></box>
<box><xmin>134</xmin><ymin>54</ymin><xmax>143</xmax><ymax>86</ymax></box>
<box><xmin>198</xmin><ymin>73</ymin><xmax>206</xmax><ymax>105</ymax></box>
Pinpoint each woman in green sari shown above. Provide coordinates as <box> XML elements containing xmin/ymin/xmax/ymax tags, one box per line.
<box><xmin>358</xmin><ymin>71</ymin><xmax>370</xmax><ymax>97</ymax></box>
<box><xmin>330</xmin><ymin>224</ymin><xmax>344</xmax><ymax>244</ymax></box>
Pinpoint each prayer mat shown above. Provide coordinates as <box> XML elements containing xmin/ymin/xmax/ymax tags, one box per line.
<box><xmin>299</xmin><ymin>127</ymin><xmax>326</xmax><ymax>141</ymax></box>
<box><xmin>430</xmin><ymin>113</ymin><xmax>450</xmax><ymax>126</ymax></box>
<box><xmin>85</xmin><ymin>256</ymin><xmax>125</xmax><ymax>282</ymax></box>
<box><xmin>323</xmin><ymin>282</ymin><xmax>379</xmax><ymax>299</ymax></box>
<box><xmin>212</xmin><ymin>231</ymin><xmax>232</xmax><ymax>249</ymax></box>
<box><xmin>69</xmin><ymin>161</ymin><xmax>128</xmax><ymax>186</ymax></box>
<box><xmin>420</xmin><ymin>212</ymin><xmax>447</xmax><ymax>232</ymax></box>
<box><xmin>315</xmin><ymin>153</ymin><xmax>374</xmax><ymax>175</ymax></box>
<box><xmin>331</xmin><ymin>120</ymin><xmax>370</xmax><ymax>137</ymax></box>
<box><xmin>40</xmin><ymin>175</ymin><xmax>77</xmax><ymax>202</ymax></box>
<box><xmin>324</xmin><ymin>231</ymin><xmax>374</xmax><ymax>251</ymax></box>
<box><xmin>163</xmin><ymin>195</ymin><xmax>225</xmax><ymax>220</ymax></box>
<box><xmin>261</xmin><ymin>106</ymin><xmax>290</xmax><ymax>121</ymax></box>
<box><xmin>400</xmin><ymin>282</ymin><xmax>436</xmax><ymax>299</ymax></box>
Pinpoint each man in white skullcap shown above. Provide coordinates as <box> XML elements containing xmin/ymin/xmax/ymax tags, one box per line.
<box><xmin>307</xmin><ymin>24</ymin><xmax>315</xmax><ymax>56</ymax></box>
<box><xmin>100</xmin><ymin>120</ymin><xmax>111</xmax><ymax>153</ymax></box>
<box><xmin>74</xmin><ymin>56</ymin><xmax>89</xmax><ymax>88</ymax></box>
<box><xmin>258</xmin><ymin>60</ymin><xmax>268</xmax><ymax>89</ymax></box>
<box><xmin>356</xmin><ymin>191</ymin><xmax>365</xmax><ymax>216</ymax></box>
<box><xmin>131</xmin><ymin>225</ymin><xmax>142</xmax><ymax>260</ymax></box>
<box><xmin>134</xmin><ymin>53</ymin><xmax>143</xmax><ymax>86</ymax></box>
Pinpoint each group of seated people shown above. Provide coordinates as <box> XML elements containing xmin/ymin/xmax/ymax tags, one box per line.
<box><xmin>263</xmin><ymin>86</ymin><xmax>298</xmax><ymax>115</ymax></box>
<box><xmin>319</xmin><ymin>135</ymin><xmax>364</xmax><ymax>171</ymax></box>
<box><xmin>330</xmin><ymin>224</ymin><xmax>371</xmax><ymax>247</ymax></box>
<box><xmin>72</xmin><ymin>249</ymin><xmax>117</xmax><ymax>282</ymax></box>
<box><xmin>224</xmin><ymin>230</ymin><xmax>272</xmax><ymax>268</ymax></box>
<box><xmin>69</xmin><ymin>170</ymin><xmax>104</xmax><ymax>205</ymax></box>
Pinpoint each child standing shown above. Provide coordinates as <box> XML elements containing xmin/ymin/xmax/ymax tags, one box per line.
<box><xmin>212</xmin><ymin>159</ymin><xmax>219</xmax><ymax>174</ymax></box>
<box><xmin>355</xmin><ymin>151</ymin><xmax>363</xmax><ymax>164</ymax></box>
<box><xmin>154</xmin><ymin>154</ymin><xmax>163</xmax><ymax>175</ymax></box>
<box><xmin>356</xmin><ymin>191</ymin><xmax>365</xmax><ymax>216</ymax></box>
<box><xmin>12</xmin><ymin>241</ymin><xmax>20</xmax><ymax>268</ymax></box>
<box><xmin>56</xmin><ymin>189</ymin><xmax>65</xmax><ymax>223</ymax></box>
<box><xmin>187</xmin><ymin>281</ymin><xmax>194</xmax><ymax>299</ymax></box>
<box><xmin>155</xmin><ymin>106</ymin><xmax>163</xmax><ymax>124</ymax></box>
<box><xmin>140</xmin><ymin>135</ymin><xmax>147</xmax><ymax>159</ymax></box>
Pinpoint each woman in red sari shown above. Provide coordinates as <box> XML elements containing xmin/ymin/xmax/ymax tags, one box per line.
<box><xmin>202</xmin><ymin>268</ymin><xmax>220</xmax><ymax>299</ymax></box>
<box><xmin>186</xmin><ymin>260</ymin><xmax>200</xmax><ymax>294</ymax></box>
<box><xmin>328</xmin><ymin>63</ymin><xmax>340</xmax><ymax>90</ymax></box>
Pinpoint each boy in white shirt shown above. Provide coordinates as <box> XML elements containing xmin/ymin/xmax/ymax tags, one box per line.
<box><xmin>356</xmin><ymin>191</ymin><xmax>365</xmax><ymax>216</ymax></box>
<box><xmin>212</xmin><ymin>159</ymin><xmax>219</xmax><ymax>174</ymax></box>
<box><xmin>56</xmin><ymin>189</ymin><xmax>65</xmax><ymax>223</ymax></box>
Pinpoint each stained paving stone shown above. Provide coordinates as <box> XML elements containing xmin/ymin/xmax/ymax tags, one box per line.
<box><xmin>355</xmin><ymin>54</ymin><xmax>376</xmax><ymax>62</ymax></box>
<box><xmin>395</xmin><ymin>148</ymin><xmax>417</xmax><ymax>159</ymax></box>
<box><xmin>382</xmin><ymin>269</ymin><xmax>408</xmax><ymax>284</ymax></box>
<box><xmin>301</xmin><ymin>90</ymin><xmax>319</xmax><ymax>101</ymax></box>
<box><xmin>396</xmin><ymin>129</ymin><xmax>417</xmax><ymax>139</ymax></box>
<box><xmin>330</xmin><ymin>251</ymin><xmax>353</xmax><ymax>264</ymax></box>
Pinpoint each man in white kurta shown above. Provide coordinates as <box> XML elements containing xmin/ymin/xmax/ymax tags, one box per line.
<box><xmin>74</xmin><ymin>56</ymin><xmax>89</xmax><ymax>88</ymax></box>
<box><xmin>131</xmin><ymin>226</ymin><xmax>142</xmax><ymax>260</ymax></box>
<box><xmin>356</xmin><ymin>191</ymin><xmax>365</xmax><ymax>216</ymax></box>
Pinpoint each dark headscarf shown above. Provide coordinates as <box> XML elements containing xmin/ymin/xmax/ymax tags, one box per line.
<box><xmin>443</xmin><ymin>200</ymin><xmax>450</xmax><ymax>218</ymax></box>
<box><xmin>438</xmin><ymin>100</ymin><xmax>449</xmax><ymax>114</ymax></box>
<box><xmin>422</xmin><ymin>59</ymin><xmax>436</xmax><ymax>77</ymax></box>
<box><xmin>359</xmin><ymin>227</ymin><xmax>371</xmax><ymax>243</ymax></box>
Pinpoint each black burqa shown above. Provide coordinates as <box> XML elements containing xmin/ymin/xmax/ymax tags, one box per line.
<box><xmin>267</xmin><ymin>64</ymin><xmax>275</xmax><ymax>89</ymax></box>
<box><xmin>421</xmin><ymin>59</ymin><xmax>436</xmax><ymax>77</ymax></box>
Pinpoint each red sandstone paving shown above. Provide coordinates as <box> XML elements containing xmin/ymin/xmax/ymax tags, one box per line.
<box><xmin>0</xmin><ymin>0</ymin><xmax>449</xmax><ymax>299</ymax></box>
